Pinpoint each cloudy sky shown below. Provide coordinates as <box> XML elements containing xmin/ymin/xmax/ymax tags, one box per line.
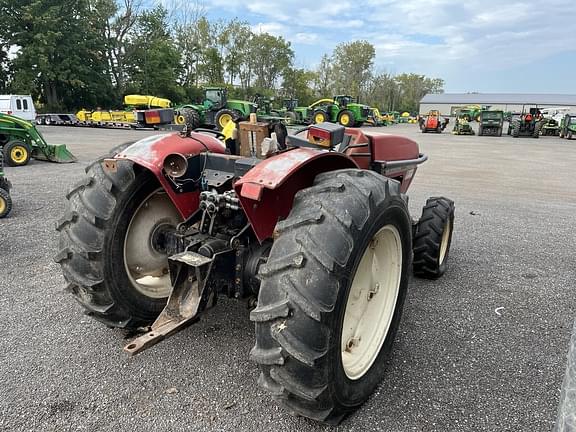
<box><xmin>207</xmin><ymin>0</ymin><xmax>576</xmax><ymax>93</ymax></box>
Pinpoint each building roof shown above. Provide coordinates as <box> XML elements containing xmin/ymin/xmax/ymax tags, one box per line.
<box><xmin>420</xmin><ymin>93</ymin><xmax>576</xmax><ymax>106</ymax></box>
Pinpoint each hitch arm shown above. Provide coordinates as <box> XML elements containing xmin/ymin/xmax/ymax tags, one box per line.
<box><xmin>123</xmin><ymin>249</ymin><xmax>225</xmax><ymax>355</ymax></box>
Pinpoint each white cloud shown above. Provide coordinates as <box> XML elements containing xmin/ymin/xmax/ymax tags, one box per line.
<box><xmin>294</xmin><ymin>32</ymin><xmax>320</xmax><ymax>45</ymax></box>
<box><xmin>209</xmin><ymin>0</ymin><xmax>576</xmax><ymax>90</ymax></box>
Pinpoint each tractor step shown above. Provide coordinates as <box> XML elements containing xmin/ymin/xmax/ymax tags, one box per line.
<box><xmin>123</xmin><ymin>250</ymin><xmax>215</xmax><ymax>355</ymax></box>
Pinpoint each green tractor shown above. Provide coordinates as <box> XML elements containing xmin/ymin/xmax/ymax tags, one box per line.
<box><xmin>0</xmin><ymin>148</ymin><xmax>12</xmax><ymax>218</ymax></box>
<box><xmin>311</xmin><ymin>95</ymin><xmax>370</xmax><ymax>127</ymax></box>
<box><xmin>279</xmin><ymin>98</ymin><xmax>308</xmax><ymax>125</ymax></box>
<box><xmin>452</xmin><ymin>110</ymin><xmax>475</xmax><ymax>135</ymax></box>
<box><xmin>0</xmin><ymin>113</ymin><xmax>76</xmax><ymax>166</ymax></box>
<box><xmin>176</xmin><ymin>87</ymin><xmax>257</xmax><ymax>131</ymax></box>
<box><xmin>510</xmin><ymin>108</ymin><xmax>544</xmax><ymax>138</ymax></box>
<box><xmin>477</xmin><ymin>110</ymin><xmax>504</xmax><ymax>137</ymax></box>
<box><xmin>559</xmin><ymin>114</ymin><xmax>576</xmax><ymax>139</ymax></box>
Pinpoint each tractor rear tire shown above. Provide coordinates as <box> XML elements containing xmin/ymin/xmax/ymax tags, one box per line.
<box><xmin>181</xmin><ymin>108</ymin><xmax>201</xmax><ymax>130</ymax></box>
<box><xmin>338</xmin><ymin>110</ymin><xmax>355</xmax><ymax>127</ymax></box>
<box><xmin>55</xmin><ymin>159</ymin><xmax>182</xmax><ymax>328</ymax></box>
<box><xmin>0</xmin><ymin>188</ymin><xmax>12</xmax><ymax>218</ymax></box>
<box><xmin>251</xmin><ymin>169</ymin><xmax>412</xmax><ymax>424</ymax></box>
<box><xmin>413</xmin><ymin>197</ymin><xmax>455</xmax><ymax>279</ymax></box>
<box><xmin>3</xmin><ymin>140</ymin><xmax>32</xmax><ymax>167</ymax></box>
<box><xmin>512</xmin><ymin>120</ymin><xmax>520</xmax><ymax>138</ymax></box>
<box><xmin>286</xmin><ymin>112</ymin><xmax>297</xmax><ymax>125</ymax></box>
<box><xmin>533</xmin><ymin>121</ymin><xmax>545</xmax><ymax>138</ymax></box>
<box><xmin>215</xmin><ymin>109</ymin><xmax>240</xmax><ymax>131</ymax></box>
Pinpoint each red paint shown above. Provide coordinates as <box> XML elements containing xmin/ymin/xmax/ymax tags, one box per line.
<box><xmin>234</xmin><ymin>148</ymin><xmax>357</xmax><ymax>242</ymax></box>
<box><xmin>116</xmin><ymin>132</ymin><xmax>226</xmax><ymax>218</ymax></box>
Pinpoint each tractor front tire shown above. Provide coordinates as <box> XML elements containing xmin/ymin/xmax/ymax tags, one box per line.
<box><xmin>313</xmin><ymin>110</ymin><xmax>328</xmax><ymax>124</ymax></box>
<box><xmin>413</xmin><ymin>197</ymin><xmax>455</xmax><ymax>279</ymax></box>
<box><xmin>55</xmin><ymin>159</ymin><xmax>182</xmax><ymax>328</ymax></box>
<box><xmin>0</xmin><ymin>188</ymin><xmax>12</xmax><ymax>218</ymax></box>
<box><xmin>251</xmin><ymin>169</ymin><xmax>412</xmax><ymax>424</ymax></box>
<box><xmin>4</xmin><ymin>140</ymin><xmax>31</xmax><ymax>167</ymax></box>
<box><xmin>338</xmin><ymin>110</ymin><xmax>355</xmax><ymax>127</ymax></box>
<box><xmin>215</xmin><ymin>109</ymin><xmax>239</xmax><ymax>131</ymax></box>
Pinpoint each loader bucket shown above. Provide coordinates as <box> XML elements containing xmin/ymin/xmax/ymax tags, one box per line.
<box><xmin>32</xmin><ymin>144</ymin><xmax>77</xmax><ymax>163</ymax></box>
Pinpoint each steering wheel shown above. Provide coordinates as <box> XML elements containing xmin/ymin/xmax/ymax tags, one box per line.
<box><xmin>194</xmin><ymin>128</ymin><xmax>226</xmax><ymax>140</ymax></box>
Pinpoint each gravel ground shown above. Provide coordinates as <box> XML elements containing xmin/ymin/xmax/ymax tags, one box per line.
<box><xmin>0</xmin><ymin>123</ymin><xmax>574</xmax><ymax>431</ymax></box>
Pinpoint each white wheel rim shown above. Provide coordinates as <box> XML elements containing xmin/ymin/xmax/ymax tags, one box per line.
<box><xmin>341</xmin><ymin>224</ymin><xmax>402</xmax><ymax>380</ymax></box>
<box><xmin>439</xmin><ymin>220</ymin><xmax>452</xmax><ymax>265</ymax></box>
<box><xmin>123</xmin><ymin>189</ymin><xmax>181</xmax><ymax>298</ymax></box>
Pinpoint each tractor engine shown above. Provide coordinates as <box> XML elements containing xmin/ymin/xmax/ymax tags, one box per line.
<box><xmin>161</xmin><ymin>153</ymin><xmax>271</xmax><ymax>304</ymax></box>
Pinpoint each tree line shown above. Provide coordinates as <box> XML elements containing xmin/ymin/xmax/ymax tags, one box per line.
<box><xmin>0</xmin><ymin>0</ymin><xmax>444</xmax><ymax>113</ymax></box>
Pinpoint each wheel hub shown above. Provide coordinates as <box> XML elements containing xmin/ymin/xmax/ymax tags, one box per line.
<box><xmin>124</xmin><ymin>190</ymin><xmax>181</xmax><ymax>299</ymax></box>
<box><xmin>341</xmin><ymin>225</ymin><xmax>402</xmax><ymax>380</ymax></box>
<box><xmin>11</xmin><ymin>146</ymin><xmax>27</xmax><ymax>163</ymax></box>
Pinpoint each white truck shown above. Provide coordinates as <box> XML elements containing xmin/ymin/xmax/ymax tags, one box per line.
<box><xmin>0</xmin><ymin>95</ymin><xmax>37</xmax><ymax>122</ymax></box>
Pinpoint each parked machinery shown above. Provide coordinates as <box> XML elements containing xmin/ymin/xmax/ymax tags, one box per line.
<box><xmin>55</xmin><ymin>122</ymin><xmax>455</xmax><ymax>425</ymax></box>
<box><xmin>0</xmin><ymin>113</ymin><xmax>76</xmax><ymax>166</ymax></box>
<box><xmin>559</xmin><ymin>114</ymin><xmax>576</xmax><ymax>139</ymax></box>
<box><xmin>311</xmin><ymin>95</ymin><xmax>371</xmax><ymax>127</ymax></box>
<box><xmin>0</xmin><ymin>149</ymin><xmax>12</xmax><ymax>217</ymax></box>
<box><xmin>478</xmin><ymin>110</ymin><xmax>504</xmax><ymax>137</ymax></box>
<box><xmin>510</xmin><ymin>108</ymin><xmax>544</xmax><ymax>138</ymax></box>
<box><xmin>452</xmin><ymin>110</ymin><xmax>475</xmax><ymax>135</ymax></box>
<box><xmin>540</xmin><ymin>118</ymin><xmax>560</xmax><ymax>136</ymax></box>
<box><xmin>176</xmin><ymin>87</ymin><xmax>257</xmax><ymax>131</ymax></box>
<box><xmin>419</xmin><ymin>110</ymin><xmax>449</xmax><ymax>133</ymax></box>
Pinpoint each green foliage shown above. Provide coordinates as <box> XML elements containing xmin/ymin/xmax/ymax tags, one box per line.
<box><xmin>0</xmin><ymin>0</ymin><xmax>444</xmax><ymax>113</ymax></box>
<box><xmin>394</xmin><ymin>73</ymin><xmax>445</xmax><ymax>113</ymax></box>
<box><xmin>124</xmin><ymin>5</ymin><xmax>184</xmax><ymax>102</ymax></box>
<box><xmin>281</xmin><ymin>67</ymin><xmax>317</xmax><ymax>106</ymax></box>
<box><xmin>331</xmin><ymin>41</ymin><xmax>375</xmax><ymax>97</ymax></box>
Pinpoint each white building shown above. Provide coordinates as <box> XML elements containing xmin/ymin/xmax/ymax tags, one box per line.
<box><xmin>419</xmin><ymin>93</ymin><xmax>576</xmax><ymax>116</ymax></box>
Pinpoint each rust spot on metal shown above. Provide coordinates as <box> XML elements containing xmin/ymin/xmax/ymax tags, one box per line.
<box><xmin>102</xmin><ymin>159</ymin><xmax>117</xmax><ymax>173</ymax></box>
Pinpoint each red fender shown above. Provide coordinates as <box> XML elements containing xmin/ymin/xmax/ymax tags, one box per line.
<box><xmin>116</xmin><ymin>132</ymin><xmax>226</xmax><ymax>218</ymax></box>
<box><xmin>234</xmin><ymin>148</ymin><xmax>358</xmax><ymax>242</ymax></box>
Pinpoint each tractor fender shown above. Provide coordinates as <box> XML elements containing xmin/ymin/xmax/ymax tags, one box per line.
<box><xmin>116</xmin><ymin>132</ymin><xmax>226</xmax><ymax>218</ymax></box>
<box><xmin>234</xmin><ymin>148</ymin><xmax>358</xmax><ymax>242</ymax></box>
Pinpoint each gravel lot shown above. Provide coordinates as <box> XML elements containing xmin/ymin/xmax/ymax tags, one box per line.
<box><xmin>0</xmin><ymin>123</ymin><xmax>574</xmax><ymax>431</ymax></box>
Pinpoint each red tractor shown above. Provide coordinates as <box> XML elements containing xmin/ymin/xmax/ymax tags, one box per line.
<box><xmin>419</xmin><ymin>110</ymin><xmax>449</xmax><ymax>133</ymax></box>
<box><xmin>55</xmin><ymin>123</ymin><xmax>455</xmax><ymax>424</ymax></box>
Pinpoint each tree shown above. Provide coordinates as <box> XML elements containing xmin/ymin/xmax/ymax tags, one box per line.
<box><xmin>331</xmin><ymin>40</ymin><xmax>375</xmax><ymax>97</ymax></box>
<box><xmin>281</xmin><ymin>67</ymin><xmax>317</xmax><ymax>106</ymax></box>
<box><xmin>123</xmin><ymin>5</ymin><xmax>184</xmax><ymax>101</ymax></box>
<box><xmin>1</xmin><ymin>0</ymin><xmax>114</xmax><ymax>110</ymax></box>
<box><xmin>395</xmin><ymin>73</ymin><xmax>445</xmax><ymax>113</ymax></box>
<box><xmin>92</xmin><ymin>0</ymin><xmax>143</xmax><ymax>96</ymax></box>
<box><xmin>314</xmin><ymin>54</ymin><xmax>333</xmax><ymax>97</ymax></box>
<box><xmin>249</xmin><ymin>33</ymin><xmax>293</xmax><ymax>90</ymax></box>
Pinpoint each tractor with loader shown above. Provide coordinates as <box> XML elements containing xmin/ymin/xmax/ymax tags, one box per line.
<box><xmin>55</xmin><ymin>122</ymin><xmax>455</xmax><ymax>424</ymax></box>
<box><xmin>419</xmin><ymin>110</ymin><xmax>449</xmax><ymax>133</ymax></box>
<box><xmin>0</xmin><ymin>113</ymin><xmax>76</xmax><ymax>166</ymax></box>
<box><xmin>177</xmin><ymin>87</ymin><xmax>257</xmax><ymax>131</ymax></box>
